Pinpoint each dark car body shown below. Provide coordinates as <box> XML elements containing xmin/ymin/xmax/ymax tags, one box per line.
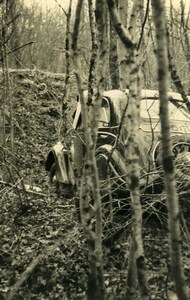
<box><xmin>45</xmin><ymin>89</ymin><xmax>190</xmax><ymax>195</ymax></box>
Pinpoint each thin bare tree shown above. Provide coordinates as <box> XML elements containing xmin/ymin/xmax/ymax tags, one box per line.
<box><xmin>1</xmin><ymin>0</ymin><xmax>14</xmax><ymax>154</ymax></box>
<box><xmin>107</xmin><ymin>0</ymin><xmax>150</xmax><ymax>299</ymax></box>
<box><xmin>72</xmin><ymin>0</ymin><xmax>106</xmax><ymax>298</ymax></box>
<box><xmin>117</xmin><ymin>0</ymin><xmax>129</xmax><ymax>89</ymax></box>
<box><xmin>55</xmin><ymin>0</ymin><xmax>73</xmax><ymax>138</ymax></box>
<box><xmin>151</xmin><ymin>0</ymin><xmax>188</xmax><ymax>299</ymax></box>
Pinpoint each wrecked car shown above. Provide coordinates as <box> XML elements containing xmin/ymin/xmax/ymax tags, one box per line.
<box><xmin>45</xmin><ymin>89</ymin><xmax>190</xmax><ymax>196</ymax></box>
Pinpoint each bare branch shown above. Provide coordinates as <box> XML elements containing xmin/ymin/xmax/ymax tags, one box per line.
<box><xmin>54</xmin><ymin>0</ymin><xmax>67</xmax><ymax>16</ymax></box>
<box><xmin>9</xmin><ymin>41</ymin><xmax>34</xmax><ymax>54</ymax></box>
<box><xmin>137</xmin><ymin>0</ymin><xmax>150</xmax><ymax>51</ymax></box>
<box><xmin>6</xmin><ymin>12</ymin><xmax>21</xmax><ymax>28</ymax></box>
<box><xmin>152</xmin><ymin>0</ymin><xmax>188</xmax><ymax>299</ymax></box>
<box><xmin>107</xmin><ymin>0</ymin><xmax>134</xmax><ymax>48</ymax></box>
<box><xmin>167</xmin><ymin>29</ymin><xmax>190</xmax><ymax>111</ymax></box>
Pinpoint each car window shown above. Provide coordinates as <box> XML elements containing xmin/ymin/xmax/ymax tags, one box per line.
<box><xmin>140</xmin><ymin>98</ymin><xmax>190</xmax><ymax>121</ymax></box>
<box><xmin>73</xmin><ymin>96</ymin><xmax>111</xmax><ymax>129</ymax></box>
<box><xmin>99</xmin><ymin>97</ymin><xmax>111</xmax><ymax>126</ymax></box>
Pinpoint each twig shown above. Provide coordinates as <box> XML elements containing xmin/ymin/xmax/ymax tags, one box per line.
<box><xmin>54</xmin><ymin>0</ymin><xmax>67</xmax><ymax>16</ymax></box>
<box><xmin>6</xmin><ymin>227</ymin><xmax>77</xmax><ymax>300</ymax></box>
<box><xmin>137</xmin><ymin>0</ymin><xmax>150</xmax><ymax>51</ymax></box>
<box><xmin>6</xmin><ymin>13</ymin><xmax>21</xmax><ymax>28</ymax></box>
<box><xmin>0</xmin><ymin>180</ymin><xmax>47</xmax><ymax>197</ymax></box>
<box><xmin>22</xmin><ymin>188</ymin><xmax>47</xmax><ymax>197</ymax></box>
<box><xmin>8</xmin><ymin>41</ymin><xmax>34</xmax><ymax>55</ymax></box>
<box><xmin>6</xmin><ymin>242</ymin><xmax>60</xmax><ymax>300</ymax></box>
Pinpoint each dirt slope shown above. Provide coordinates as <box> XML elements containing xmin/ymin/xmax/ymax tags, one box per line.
<box><xmin>0</xmin><ymin>69</ymin><xmax>190</xmax><ymax>300</ymax></box>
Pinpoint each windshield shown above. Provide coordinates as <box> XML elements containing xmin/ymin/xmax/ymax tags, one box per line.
<box><xmin>140</xmin><ymin>98</ymin><xmax>190</xmax><ymax>121</ymax></box>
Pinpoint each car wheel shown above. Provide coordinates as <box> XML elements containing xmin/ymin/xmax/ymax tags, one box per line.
<box><xmin>49</xmin><ymin>162</ymin><xmax>74</xmax><ymax>197</ymax></box>
<box><xmin>49</xmin><ymin>162</ymin><xmax>56</xmax><ymax>183</ymax></box>
<box><xmin>96</xmin><ymin>153</ymin><xmax>112</xmax><ymax>197</ymax></box>
<box><xmin>155</xmin><ymin>134</ymin><xmax>190</xmax><ymax>189</ymax></box>
<box><xmin>96</xmin><ymin>153</ymin><xmax>131</xmax><ymax>242</ymax></box>
<box><xmin>96</xmin><ymin>152</ymin><xmax>128</xmax><ymax>206</ymax></box>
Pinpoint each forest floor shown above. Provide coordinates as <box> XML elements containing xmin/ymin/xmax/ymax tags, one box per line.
<box><xmin>0</xmin><ymin>69</ymin><xmax>190</xmax><ymax>300</ymax></box>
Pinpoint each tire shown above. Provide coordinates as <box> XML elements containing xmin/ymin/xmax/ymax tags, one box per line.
<box><xmin>49</xmin><ymin>162</ymin><xmax>56</xmax><ymax>183</ymax></box>
<box><xmin>49</xmin><ymin>162</ymin><xmax>74</xmax><ymax>197</ymax></box>
<box><xmin>154</xmin><ymin>134</ymin><xmax>190</xmax><ymax>189</ymax></box>
<box><xmin>96</xmin><ymin>153</ymin><xmax>113</xmax><ymax>199</ymax></box>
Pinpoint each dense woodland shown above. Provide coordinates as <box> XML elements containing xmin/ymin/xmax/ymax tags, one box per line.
<box><xmin>1</xmin><ymin>0</ymin><xmax>190</xmax><ymax>299</ymax></box>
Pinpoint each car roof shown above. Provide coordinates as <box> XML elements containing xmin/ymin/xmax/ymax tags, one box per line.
<box><xmin>83</xmin><ymin>89</ymin><xmax>127</xmax><ymax>102</ymax></box>
<box><xmin>84</xmin><ymin>89</ymin><xmax>190</xmax><ymax>101</ymax></box>
<box><xmin>103</xmin><ymin>89</ymin><xmax>127</xmax><ymax>99</ymax></box>
<box><xmin>81</xmin><ymin>89</ymin><xmax>189</xmax><ymax>123</ymax></box>
<box><xmin>84</xmin><ymin>89</ymin><xmax>188</xmax><ymax>102</ymax></box>
<box><xmin>124</xmin><ymin>89</ymin><xmax>188</xmax><ymax>101</ymax></box>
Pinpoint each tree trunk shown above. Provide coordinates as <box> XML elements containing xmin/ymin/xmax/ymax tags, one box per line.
<box><xmin>87</xmin><ymin>0</ymin><xmax>97</xmax><ymax>106</ymax></box>
<box><xmin>167</xmin><ymin>28</ymin><xmax>190</xmax><ymax>111</ymax></box>
<box><xmin>0</xmin><ymin>24</ymin><xmax>6</xmax><ymax>153</ymax></box>
<box><xmin>1</xmin><ymin>0</ymin><xmax>14</xmax><ymax>154</ymax></box>
<box><xmin>8</xmin><ymin>0</ymin><xmax>21</xmax><ymax>68</ymax></box>
<box><xmin>180</xmin><ymin>0</ymin><xmax>190</xmax><ymax>80</ymax></box>
<box><xmin>125</xmin><ymin>236</ymin><xmax>137</xmax><ymax>300</ymax></box>
<box><xmin>117</xmin><ymin>0</ymin><xmax>129</xmax><ymax>89</ymax></box>
<box><xmin>72</xmin><ymin>0</ymin><xmax>106</xmax><ymax>299</ymax></box>
<box><xmin>59</xmin><ymin>0</ymin><xmax>72</xmax><ymax>138</ymax></box>
<box><xmin>151</xmin><ymin>1</ymin><xmax>188</xmax><ymax>299</ymax></box>
<box><xmin>109</xmin><ymin>20</ymin><xmax>120</xmax><ymax>89</ymax></box>
<box><xmin>107</xmin><ymin>1</ymin><xmax>150</xmax><ymax>299</ymax></box>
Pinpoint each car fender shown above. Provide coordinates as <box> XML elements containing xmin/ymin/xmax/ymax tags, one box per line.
<box><xmin>46</xmin><ymin>142</ymin><xmax>75</xmax><ymax>185</ymax></box>
<box><xmin>96</xmin><ymin>144</ymin><xmax>146</xmax><ymax>186</ymax></box>
<box><xmin>96</xmin><ymin>144</ymin><xmax>128</xmax><ymax>183</ymax></box>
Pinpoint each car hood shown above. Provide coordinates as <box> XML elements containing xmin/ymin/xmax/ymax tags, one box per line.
<box><xmin>140</xmin><ymin>119</ymin><xmax>190</xmax><ymax>135</ymax></box>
